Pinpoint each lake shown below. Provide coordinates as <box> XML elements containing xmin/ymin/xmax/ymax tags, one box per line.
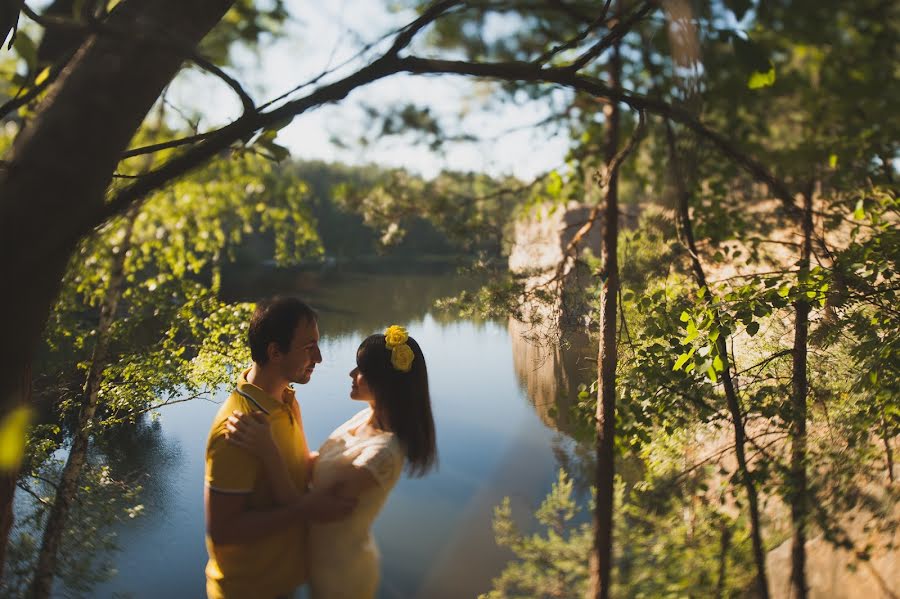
<box><xmin>82</xmin><ymin>269</ymin><xmax>596</xmax><ymax>598</ymax></box>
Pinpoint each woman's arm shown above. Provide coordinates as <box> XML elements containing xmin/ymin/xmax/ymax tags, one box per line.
<box><xmin>326</xmin><ymin>462</ymin><xmax>378</xmax><ymax>499</ymax></box>
<box><xmin>329</xmin><ymin>440</ymin><xmax>400</xmax><ymax>499</ymax></box>
<box><xmin>225</xmin><ymin>411</ymin><xmax>303</xmax><ymax>505</ymax></box>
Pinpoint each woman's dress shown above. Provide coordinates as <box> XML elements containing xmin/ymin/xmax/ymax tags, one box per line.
<box><xmin>308</xmin><ymin>407</ymin><xmax>404</xmax><ymax>598</ymax></box>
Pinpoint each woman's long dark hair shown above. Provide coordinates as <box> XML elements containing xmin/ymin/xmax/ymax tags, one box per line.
<box><xmin>356</xmin><ymin>333</ymin><xmax>437</xmax><ymax>477</ymax></box>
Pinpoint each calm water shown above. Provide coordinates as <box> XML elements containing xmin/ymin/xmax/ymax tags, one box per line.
<box><xmin>84</xmin><ymin>270</ymin><xmax>594</xmax><ymax>599</ymax></box>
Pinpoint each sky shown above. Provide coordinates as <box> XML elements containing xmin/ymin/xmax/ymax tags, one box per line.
<box><xmin>167</xmin><ymin>0</ymin><xmax>573</xmax><ymax>180</ymax></box>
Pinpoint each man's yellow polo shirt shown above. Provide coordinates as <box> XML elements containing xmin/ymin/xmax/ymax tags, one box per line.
<box><xmin>205</xmin><ymin>371</ymin><xmax>310</xmax><ymax>599</ymax></box>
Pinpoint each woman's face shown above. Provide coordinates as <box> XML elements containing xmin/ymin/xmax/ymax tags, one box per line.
<box><xmin>349</xmin><ymin>366</ymin><xmax>375</xmax><ymax>403</ymax></box>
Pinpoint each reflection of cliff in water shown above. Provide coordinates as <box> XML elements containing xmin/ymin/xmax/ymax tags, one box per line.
<box><xmin>508</xmin><ymin>317</ymin><xmax>595</xmax><ymax>439</ymax></box>
<box><xmin>221</xmin><ymin>263</ymin><xmax>487</xmax><ymax>338</ymax></box>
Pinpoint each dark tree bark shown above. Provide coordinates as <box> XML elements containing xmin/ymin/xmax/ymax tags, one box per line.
<box><xmin>0</xmin><ymin>0</ymin><xmax>234</xmax><ymax>573</ymax></box>
<box><xmin>588</xmin><ymin>21</ymin><xmax>621</xmax><ymax>599</ymax></box>
<box><xmin>35</xmin><ymin>0</ymin><xmax>93</xmax><ymax>66</ymax></box>
<box><xmin>0</xmin><ymin>0</ymin><xmax>23</xmax><ymax>50</ymax></box>
<box><xmin>665</xmin><ymin>123</ymin><xmax>771</xmax><ymax>599</ymax></box>
<box><xmin>789</xmin><ymin>188</ymin><xmax>813</xmax><ymax>599</ymax></box>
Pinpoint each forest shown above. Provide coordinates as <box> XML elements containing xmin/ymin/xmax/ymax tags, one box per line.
<box><xmin>0</xmin><ymin>0</ymin><xmax>896</xmax><ymax>597</ymax></box>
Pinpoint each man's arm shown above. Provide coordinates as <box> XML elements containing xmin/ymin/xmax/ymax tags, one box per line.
<box><xmin>224</xmin><ymin>411</ymin><xmax>303</xmax><ymax>506</ymax></box>
<box><xmin>205</xmin><ymin>484</ymin><xmax>355</xmax><ymax>546</ymax></box>
<box><xmin>206</xmin><ymin>413</ymin><xmax>355</xmax><ymax>545</ymax></box>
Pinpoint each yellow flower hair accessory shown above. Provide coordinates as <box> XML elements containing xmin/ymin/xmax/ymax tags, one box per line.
<box><xmin>384</xmin><ymin>325</ymin><xmax>409</xmax><ymax>349</ymax></box>
<box><xmin>384</xmin><ymin>325</ymin><xmax>414</xmax><ymax>372</ymax></box>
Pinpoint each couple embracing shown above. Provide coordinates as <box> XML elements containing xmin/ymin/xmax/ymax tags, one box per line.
<box><xmin>204</xmin><ymin>297</ymin><xmax>437</xmax><ymax>598</ymax></box>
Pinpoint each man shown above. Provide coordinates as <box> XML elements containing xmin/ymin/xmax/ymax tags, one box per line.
<box><xmin>204</xmin><ymin>297</ymin><xmax>354</xmax><ymax>599</ymax></box>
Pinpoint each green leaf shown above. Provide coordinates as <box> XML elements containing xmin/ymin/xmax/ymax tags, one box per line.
<box><xmin>0</xmin><ymin>407</ymin><xmax>32</xmax><ymax>471</ymax></box>
<box><xmin>545</xmin><ymin>170</ymin><xmax>563</xmax><ymax>198</ymax></box>
<box><xmin>828</xmin><ymin>154</ymin><xmax>838</xmax><ymax>169</ymax></box>
<box><xmin>673</xmin><ymin>353</ymin><xmax>691</xmax><ymax>371</ymax></box>
<box><xmin>34</xmin><ymin>66</ymin><xmax>51</xmax><ymax>87</ymax></box>
<box><xmin>746</xmin><ymin>321</ymin><xmax>760</xmax><ymax>336</ymax></box>
<box><xmin>680</xmin><ymin>310</ymin><xmax>691</xmax><ymax>323</ymax></box>
<box><xmin>748</xmin><ymin>65</ymin><xmax>776</xmax><ymax>89</ymax></box>
<box><xmin>13</xmin><ymin>31</ymin><xmax>37</xmax><ymax>72</ymax></box>
<box><xmin>685</xmin><ymin>320</ymin><xmax>699</xmax><ymax>343</ymax></box>
<box><xmin>853</xmin><ymin>199</ymin><xmax>866</xmax><ymax>220</ymax></box>
<box><xmin>707</xmin><ymin>364</ymin><xmax>718</xmax><ymax>383</ymax></box>
<box><xmin>713</xmin><ymin>355</ymin><xmax>724</xmax><ymax>372</ymax></box>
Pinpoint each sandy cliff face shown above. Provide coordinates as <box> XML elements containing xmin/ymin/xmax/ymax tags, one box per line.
<box><xmin>766</xmin><ymin>504</ymin><xmax>899</xmax><ymax>599</ymax></box>
<box><xmin>508</xmin><ymin>202</ymin><xmax>603</xmax><ymax>274</ymax></box>
<box><xmin>508</xmin><ymin>199</ymin><xmax>898</xmax><ymax>598</ymax></box>
<box><xmin>507</xmin><ymin>201</ymin><xmax>603</xmax><ymax>328</ymax></box>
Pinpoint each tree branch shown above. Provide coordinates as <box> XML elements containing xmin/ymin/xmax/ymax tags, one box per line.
<box><xmin>23</xmin><ymin>1</ymin><xmax>255</xmax><ymax>113</ymax></box>
<box><xmin>566</xmin><ymin>0</ymin><xmax>658</xmax><ymax>72</ymax></box>
<box><xmin>387</xmin><ymin>0</ymin><xmax>463</xmax><ymax>56</ymax></box>
<box><xmin>90</xmin><ymin>14</ymin><xmax>802</xmax><ymax>252</ymax></box>
<box><xmin>553</xmin><ymin>109</ymin><xmax>646</xmax><ymax>285</ymax></box>
<box><xmin>534</xmin><ymin>0</ymin><xmax>614</xmax><ymax>65</ymax></box>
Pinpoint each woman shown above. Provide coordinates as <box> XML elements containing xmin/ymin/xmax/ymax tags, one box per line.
<box><xmin>225</xmin><ymin>325</ymin><xmax>437</xmax><ymax>598</ymax></box>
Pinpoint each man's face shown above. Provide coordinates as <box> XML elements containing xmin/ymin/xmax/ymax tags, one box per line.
<box><xmin>276</xmin><ymin>318</ymin><xmax>322</xmax><ymax>385</ymax></box>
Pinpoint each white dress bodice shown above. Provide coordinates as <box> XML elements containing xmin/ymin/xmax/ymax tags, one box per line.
<box><xmin>307</xmin><ymin>408</ymin><xmax>404</xmax><ymax>598</ymax></box>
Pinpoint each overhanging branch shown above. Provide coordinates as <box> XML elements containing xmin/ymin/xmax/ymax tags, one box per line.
<box><xmin>23</xmin><ymin>2</ymin><xmax>255</xmax><ymax>114</ymax></box>
<box><xmin>96</xmin><ymin>7</ymin><xmax>801</xmax><ymax>245</ymax></box>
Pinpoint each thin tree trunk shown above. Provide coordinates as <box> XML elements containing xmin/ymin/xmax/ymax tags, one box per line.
<box><xmin>881</xmin><ymin>407</ymin><xmax>895</xmax><ymax>484</ymax></box>
<box><xmin>588</xmin><ymin>21</ymin><xmax>621</xmax><ymax>599</ymax></box>
<box><xmin>665</xmin><ymin>122</ymin><xmax>770</xmax><ymax>599</ymax></box>
<box><xmin>29</xmin><ymin>209</ymin><xmax>138</xmax><ymax>599</ymax></box>
<box><xmin>0</xmin><ymin>0</ymin><xmax>234</xmax><ymax>568</ymax></box>
<box><xmin>789</xmin><ymin>188</ymin><xmax>813</xmax><ymax>599</ymax></box>
<box><xmin>715</xmin><ymin>523</ymin><xmax>732</xmax><ymax>599</ymax></box>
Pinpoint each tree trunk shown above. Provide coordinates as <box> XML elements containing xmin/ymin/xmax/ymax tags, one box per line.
<box><xmin>881</xmin><ymin>407</ymin><xmax>895</xmax><ymax>484</ymax></box>
<box><xmin>0</xmin><ymin>1</ymin><xmax>24</xmax><ymax>50</ymax></box>
<box><xmin>0</xmin><ymin>0</ymin><xmax>234</xmax><ymax>571</ymax></box>
<box><xmin>715</xmin><ymin>523</ymin><xmax>732</xmax><ymax>599</ymax></box>
<box><xmin>28</xmin><ymin>209</ymin><xmax>137</xmax><ymax>599</ymax></box>
<box><xmin>588</xmin><ymin>24</ymin><xmax>621</xmax><ymax>599</ymax></box>
<box><xmin>789</xmin><ymin>188</ymin><xmax>813</xmax><ymax>599</ymax></box>
<box><xmin>665</xmin><ymin>123</ymin><xmax>771</xmax><ymax>599</ymax></box>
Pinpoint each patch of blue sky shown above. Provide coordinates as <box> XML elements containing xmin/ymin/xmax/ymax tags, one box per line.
<box><xmin>165</xmin><ymin>0</ymin><xmax>572</xmax><ymax>181</ymax></box>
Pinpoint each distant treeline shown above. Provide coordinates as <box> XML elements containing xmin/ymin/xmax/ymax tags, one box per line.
<box><xmin>233</xmin><ymin>160</ymin><xmax>527</xmax><ymax>265</ymax></box>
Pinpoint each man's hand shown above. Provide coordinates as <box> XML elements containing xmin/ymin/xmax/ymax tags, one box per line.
<box><xmin>225</xmin><ymin>410</ymin><xmax>279</xmax><ymax>460</ymax></box>
<box><xmin>300</xmin><ymin>482</ymin><xmax>357</xmax><ymax>522</ymax></box>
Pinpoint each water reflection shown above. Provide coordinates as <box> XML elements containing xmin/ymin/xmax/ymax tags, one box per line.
<box><xmin>507</xmin><ymin>317</ymin><xmax>595</xmax><ymax>440</ymax></box>
<box><xmin>80</xmin><ymin>270</ymin><xmax>596</xmax><ymax>598</ymax></box>
<box><xmin>93</xmin><ymin>417</ymin><xmax>184</xmax><ymax>514</ymax></box>
<box><xmin>221</xmin><ymin>262</ymin><xmax>482</xmax><ymax>339</ymax></box>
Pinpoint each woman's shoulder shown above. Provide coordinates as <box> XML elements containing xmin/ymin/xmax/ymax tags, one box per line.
<box><xmin>352</xmin><ymin>431</ymin><xmax>404</xmax><ymax>485</ymax></box>
<box><xmin>327</xmin><ymin>408</ymin><xmax>371</xmax><ymax>438</ymax></box>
